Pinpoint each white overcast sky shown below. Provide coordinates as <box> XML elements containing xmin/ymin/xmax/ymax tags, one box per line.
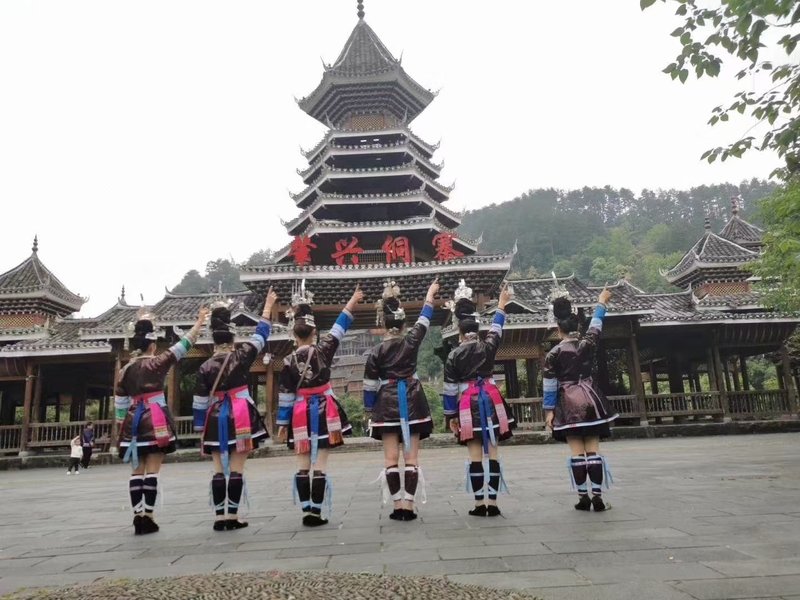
<box><xmin>0</xmin><ymin>1</ymin><xmax>781</xmax><ymax>316</ymax></box>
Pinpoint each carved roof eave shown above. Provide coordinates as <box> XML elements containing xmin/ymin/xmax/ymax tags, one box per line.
<box><xmin>291</xmin><ymin>163</ymin><xmax>453</xmax><ymax>207</ymax></box>
<box><xmin>298</xmin><ymin>140</ymin><xmax>443</xmax><ymax>183</ymax></box>
<box><xmin>274</xmin><ymin>215</ymin><xmax>479</xmax><ymax>263</ymax></box>
<box><xmin>298</xmin><ymin>67</ymin><xmax>435</xmax><ymax>126</ymax></box>
<box><xmin>0</xmin><ymin>342</ymin><xmax>112</xmax><ymax>358</ymax></box>
<box><xmin>240</xmin><ymin>252</ymin><xmax>516</xmax><ymax>283</ymax></box>
<box><xmin>0</xmin><ymin>289</ymin><xmax>84</xmax><ymax>313</ymax></box>
<box><xmin>302</xmin><ymin>126</ymin><xmax>439</xmax><ymax>161</ymax></box>
<box><xmin>285</xmin><ymin>189</ymin><xmax>462</xmax><ymax>235</ymax></box>
<box><xmin>663</xmin><ymin>232</ymin><xmax>759</xmax><ymax>282</ymax></box>
<box><xmin>662</xmin><ymin>258</ymin><xmax>758</xmax><ymax>285</ymax></box>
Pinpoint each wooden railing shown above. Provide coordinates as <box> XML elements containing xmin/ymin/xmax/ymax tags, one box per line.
<box><xmin>644</xmin><ymin>392</ymin><xmax>723</xmax><ymax>417</ymax></box>
<box><xmin>507</xmin><ymin>397</ymin><xmax>545</xmax><ymax>428</ymax></box>
<box><xmin>606</xmin><ymin>395</ymin><xmax>639</xmax><ymax>418</ymax></box>
<box><xmin>728</xmin><ymin>390</ymin><xmax>790</xmax><ymax>417</ymax></box>
<box><xmin>28</xmin><ymin>420</ymin><xmax>114</xmax><ymax>448</ymax></box>
<box><xmin>173</xmin><ymin>416</ymin><xmax>201</xmax><ymax>440</ymax></box>
<box><xmin>0</xmin><ymin>425</ymin><xmax>22</xmax><ymax>453</ymax></box>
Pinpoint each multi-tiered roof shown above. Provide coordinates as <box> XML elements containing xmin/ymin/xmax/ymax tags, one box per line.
<box><xmin>240</xmin><ymin>3</ymin><xmax>512</xmax><ymax>328</ymax></box>
<box><xmin>0</xmin><ymin>237</ymin><xmax>84</xmax><ymax>329</ymax></box>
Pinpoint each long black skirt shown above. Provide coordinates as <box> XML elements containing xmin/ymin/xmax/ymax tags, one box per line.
<box><xmin>201</xmin><ymin>393</ymin><xmax>269</xmax><ymax>455</ymax></box>
<box><xmin>369</xmin><ymin>379</ymin><xmax>433</xmax><ymax>441</ymax></box>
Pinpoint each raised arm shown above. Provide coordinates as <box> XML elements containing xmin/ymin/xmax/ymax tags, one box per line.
<box><xmin>484</xmin><ymin>283</ymin><xmax>511</xmax><ymax>356</ymax></box>
<box><xmin>405</xmin><ymin>279</ymin><xmax>439</xmax><ymax>349</ymax></box>
<box><xmin>238</xmin><ymin>287</ymin><xmax>278</xmax><ymax>365</ymax></box>
<box><xmin>145</xmin><ymin>306</ymin><xmax>209</xmax><ymax>377</ymax></box>
<box><xmin>319</xmin><ymin>285</ymin><xmax>363</xmax><ymax>364</ymax></box>
<box><xmin>580</xmin><ymin>287</ymin><xmax>611</xmax><ymax>352</ymax></box>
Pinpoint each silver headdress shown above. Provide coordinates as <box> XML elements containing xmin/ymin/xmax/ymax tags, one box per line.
<box><xmin>445</xmin><ymin>279</ymin><xmax>479</xmax><ymax>318</ymax></box>
<box><xmin>376</xmin><ymin>280</ymin><xmax>406</xmax><ymax>328</ymax></box>
<box><xmin>287</xmin><ymin>279</ymin><xmax>315</xmax><ymax>329</ymax></box>
<box><xmin>548</xmin><ymin>271</ymin><xmax>576</xmax><ymax>325</ymax></box>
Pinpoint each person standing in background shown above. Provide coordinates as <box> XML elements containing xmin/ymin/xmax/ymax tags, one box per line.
<box><xmin>80</xmin><ymin>421</ymin><xmax>95</xmax><ymax>469</ymax></box>
<box><xmin>67</xmin><ymin>436</ymin><xmax>82</xmax><ymax>474</ymax></box>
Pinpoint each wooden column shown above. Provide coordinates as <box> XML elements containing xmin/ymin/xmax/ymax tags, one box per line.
<box><xmin>264</xmin><ymin>366</ymin><xmax>275</xmax><ymax>436</ymax></box>
<box><xmin>780</xmin><ymin>345</ymin><xmax>798</xmax><ymax>415</ymax></box>
<box><xmin>722</xmin><ymin>356</ymin><xmax>733</xmax><ymax>393</ymax></box>
<box><xmin>739</xmin><ymin>355</ymin><xmax>750</xmax><ymax>391</ymax></box>
<box><xmin>627</xmin><ymin>332</ymin><xmax>648</xmax><ymax>425</ymax></box>
<box><xmin>667</xmin><ymin>355</ymin><xmax>685</xmax><ymax>394</ymax></box>
<box><xmin>31</xmin><ymin>366</ymin><xmax>43</xmax><ymax>443</ymax></box>
<box><xmin>524</xmin><ymin>358</ymin><xmax>538</xmax><ymax>397</ymax></box>
<box><xmin>110</xmin><ymin>355</ymin><xmax>121</xmax><ymax>448</ymax></box>
<box><xmin>649</xmin><ymin>362</ymin><xmax>659</xmax><ymax>394</ymax></box>
<box><xmin>731</xmin><ymin>356</ymin><xmax>741</xmax><ymax>391</ymax></box>
<box><xmin>596</xmin><ymin>339</ymin><xmax>611</xmax><ymax>395</ymax></box>
<box><xmin>504</xmin><ymin>360</ymin><xmax>520</xmax><ymax>399</ymax></box>
<box><xmin>19</xmin><ymin>362</ymin><xmax>36</xmax><ymax>455</ymax></box>
<box><xmin>712</xmin><ymin>332</ymin><xmax>730</xmax><ymax>421</ymax></box>
<box><xmin>167</xmin><ymin>364</ymin><xmax>180</xmax><ymax>416</ymax></box>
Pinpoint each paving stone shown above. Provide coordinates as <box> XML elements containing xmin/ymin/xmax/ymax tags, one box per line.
<box><xmin>576</xmin><ymin>561</ymin><xmax>724</xmax><ymax>584</ymax></box>
<box><xmin>674</xmin><ymin>575</ymin><xmax>800</xmax><ymax>599</ymax></box>
<box><xmin>448</xmin><ymin>568</ymin><xmax>589</xmax><ymax>589</ymax></box>
<box><xmin>1</xmin><ymin>434</ymin><xmax>799</xmax><ymax>598</ymax></box>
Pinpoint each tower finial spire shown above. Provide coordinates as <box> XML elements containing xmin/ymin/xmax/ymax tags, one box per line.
<box><xmin>120</xmin><ymin>285</ymin><xmax>126</xmax><ymax>302</ymax></box>
<box><xmin>357</xmin><ymin>0</ymin><xmax>364</xmax><ymax>19</ymax></box>
<box><xmin>32</xmin><ymin>235</ymin><xmax>38</xmax><ymax>253</ymax></box>
<box><xmin>731</xmin><ymin>195</ymin><xmax>740</xmax><ymax>216</ymax></box>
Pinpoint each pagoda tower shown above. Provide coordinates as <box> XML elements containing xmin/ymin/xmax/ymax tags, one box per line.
<box><xmin>242</xmin><ymin>2</ymin><xmax>513</xmax><ymax>328</ymax></box>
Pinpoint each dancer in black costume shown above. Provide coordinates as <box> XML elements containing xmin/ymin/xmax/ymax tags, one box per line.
<box><xmin>543</xmin><ymin>286</ymin><xmax>617</xmax><ymax>511</ymax></box>
<box><xmin>363</xmin><ymin>279</ymin><xmax>439</xmax><ymax>521</ymax></box>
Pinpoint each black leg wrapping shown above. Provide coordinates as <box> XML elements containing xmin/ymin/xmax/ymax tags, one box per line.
<box><xmin>211</xmin><ymin>473</ymin><xmax>226</xmax><ymax>516</ymax></box>
<box><xmin>386</xmin><ymin>465</ymin><xmax>402</xmax><ymax>502</ymax></box>
<box><xmin>227</xmin><ymin>472</ymin><xmax>244</xmax><ymax>515</ymax></box>
<box><xmin>404</xmin><ymin>465</ymin><xmax>419</xmax><ymax>501</ymax></box>
<box><xmin>142</xmin><ymin>474</ymin><xmax>158</xmax><ymax>514</ymax></box>
<box><xmin>469</xmin><ymin>461</ymin><xmax>485</xmax><ymax>501</ymax></box>
<box><xmin>487</xmin><ymin>459</ymin><xmax>500</xmax><ymax>500</ymax></box>
<box><xmin>586</xmin><ymin>453</ymin><xmax>604</xmax><ymax>496</ymax></box>
<box><xmin>570</xmin><ymin>455</ymin><xmax>589</xmax><ymax>495</ymax></box>
<box><xmin>295</xmin><ymin>470</ymin><xmax>311</xmax><ymax>513</ymax></box>
<box><xmin>310</xmin><ymin>471</ymin><xmax>327</xmax><ymax>516</ymax></box>
<box><xmin>129</xmin><ymin>475</ymin><xmax>144</xmax><ymax>514</ymax></box>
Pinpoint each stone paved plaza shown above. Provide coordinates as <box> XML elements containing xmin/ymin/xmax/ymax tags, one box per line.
<box><xmin>1</xmin><ymin>433</ymin><xmax>800</xmax><ymax>599</ymax></box>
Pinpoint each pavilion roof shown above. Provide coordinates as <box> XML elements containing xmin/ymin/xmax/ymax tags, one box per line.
<box><xmin>0</xmin><ymin>238</ymin><xmax>84</xmax><ymax>316</ymax></box>
<box><xmin>298</xmin><ymin>19</ymin><xmax>435</xmax><ymax>126</ymax></box>
<box><xmin>284</xmin><ymin>188</ymin><xmax>462</xmax><ymax>235</ymax></box>
<box><xmin>663</xmin><ymin>227</ymin><xmax>758</xmax><ymax>287</ymax></box>
<box><xmin>719</xmin><ymin>212</ymin><xmax>764</xmax><ymax>249</ymax></box>
<box><xmin>302</xmin><ymin>126</ymin><xmax>438</xmax><ymax>161</ymax></box>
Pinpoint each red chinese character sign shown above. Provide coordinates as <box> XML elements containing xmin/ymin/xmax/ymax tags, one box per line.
<box><xmin>332</xmin><ymin>236</ymin><xmax>364</xmax><ymax>266</ymax></box>
<box><xmin>432</xmin><ymin>233</ymin><xmax>464</xmax><ymax>261</ymax></box>
<box><xmin>381</xmin><ymin>235</ymin><xmax>412</xmax><ymax>265</ymax></box>
<box><xmin>289</xmin><ymin>235</ymin><xmax>317</xmax><ymax>266</ymax></box>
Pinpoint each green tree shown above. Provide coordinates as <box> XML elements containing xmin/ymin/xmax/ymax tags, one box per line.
<box><xmin>751</xmin><ymin>180</ymin><xmax>800</xmax><ymax>310</ymax></box>
<box><xmin>641</xmin><ymin>0</ymin><xmax>800</xmax><ymax>177</ymax></box>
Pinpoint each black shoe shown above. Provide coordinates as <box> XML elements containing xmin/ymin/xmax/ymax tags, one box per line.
<box><xmin>486</xmin><ymin>505</ymin><xmax>502</xmax><ymax>517</ymax></box>
<box><xmin>302</xmin><ymin>514</ymin><xmax>329</xmax><ymax>527</ymax></box>
<box><xmin>468</xmin><ymin>505</ymin><xmax>488</xmax><ymax>517</ymax></box>
<box><xmin>575</xmin><ymin>495</ymin><xmax>592</xmax><ymax>511</ymax></box>
<box><xmin>389</xmin><ymin>509</ymin><xmax>405</xmax><ymax>521</ymax></box>
<box><xmin>133</xmin><ymin>514</ymin><xmax>143</xmax><ymax>535</ymax></box>
<box><xmin>213</xmin><ymin>520</ymin><xmax>227</xmax><ymax>531</ymax></box>
<box><xmin>139</xmin><ymin>515</ymin><xmax>160</xmax><ymax>535</ymax></box>
<box><xmin>225</xmin><ymin>519</ymin><xmax>249</xmax><ymax>530</ymax></box>
<box><xmin>591</xmin><ymin>495</ymin><xmax>610</xmax><ymax>512</ymax></box>
<box><xmin>402</xmin><ymin>509</ymin><xmax>418</xmax><ymax>521</ymax></box>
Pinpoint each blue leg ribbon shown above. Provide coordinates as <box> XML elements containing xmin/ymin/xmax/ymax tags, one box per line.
<box><xmin>477</xmin><ymin>387</ymin><xmax>490</xmax><ymax>456</ymax></box>
<box><xmin>398</xmin><ymin>379</ymin><xmax>411</xmax><ymax>453</ymax></box>
<box><xmin>481</xmin><ymin>387</ymin><xmax>497</xmax><ymax>450</ymax></box>
<box><xmin>218</xmin><ymin>397</ymin><xmax>231</xmax><ymax>477</ymax></box>
<box><xmin>123</xmin><ymin>401</ymin><xmax>146</xmax><ymax>469</ymax></box>
<box><xmin>310</xmin><ymin>395</ymin><xmax>320</xmax><ymax>466</ymax></box>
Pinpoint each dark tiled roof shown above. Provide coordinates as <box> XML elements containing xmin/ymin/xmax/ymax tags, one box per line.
<box><xmin>507</xmin><ymin>275</ymin><xmax>596</xmax><ymax>311</ymax></box>
<box><xmin>694</xmin><ymin>292</ymin><xmax>764</xmax><ymax>310</ymax></box>
<box><xmin>719</xmin><ymin>214</ymin><xmax>764</xmax><ymax>248</ymax></box>
<box><xmin>0</xmin><ymin>249</ymin><xmax>84</xmax><ymax>316</ymax></box>
<box><xmin>153</xmin><ymin>291</ymin><xmax>262</xmax><ymax>325</ymax></box>
<box><xmin>664</xmin><ymin>231</ymin><xmax>758</xmax><ymax>285</ymax></box>
<box><xmin>298</xmin><ymin>20</ymin><xmax>435</xmax><ymax>126</ymax></box>
<box><xmin>0</xmin><ymin>321</ymin><xmax>110</xmax><ymax>356</ymax></box>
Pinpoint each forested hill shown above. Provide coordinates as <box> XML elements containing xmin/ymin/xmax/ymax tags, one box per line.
<box><xmin>171</xmin><ymin>180</ymin><xmax>775</xmax><ymax>295</ymax></box>
<box><xmin>458</xmin><ymin>180</ymin><xmax>775</xmax><ymax>293</ymax></box>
